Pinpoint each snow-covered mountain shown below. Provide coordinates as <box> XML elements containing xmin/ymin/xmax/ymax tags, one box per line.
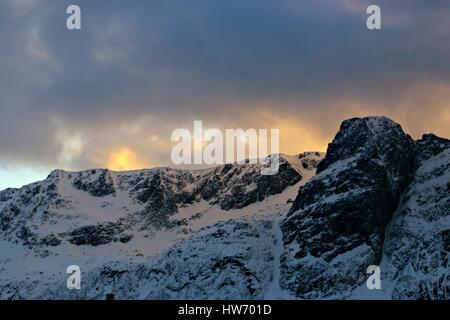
<box><xmin>281</xmin><ymin>117</ymin><xmax>449</xmax><ymax>299</ymax></box>
<box><xmin>0</xmin><ymin>152</ymin><xmax>322</xmax><ymax>299</ymax></box>
<box><xmin>0</xmin><ymin>116</ymin><xmax>448</xmax><ymax>300</ymax></box>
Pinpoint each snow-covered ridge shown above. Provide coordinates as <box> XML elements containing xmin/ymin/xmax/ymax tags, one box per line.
<box><xmin>281</xmin><ymin>117</ymin><xmax>450</xmax><ymax>299</ymax></box>
<box><xmin>0</xmin><ymin>152</ymin><xmax>321</xmax><ymax>241</ymax></box>
<box><xmin>0</xmin><ymin>152</ymin><xmax>322</xmax><ymax>299</ymax></box>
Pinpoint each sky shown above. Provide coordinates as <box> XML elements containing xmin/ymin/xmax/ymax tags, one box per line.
<box><xmin>0</xmin><ymin>0</ymin><xmax>449</xmax><ymax>190</ymax></box>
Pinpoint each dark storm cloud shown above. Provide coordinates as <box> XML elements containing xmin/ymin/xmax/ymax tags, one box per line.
<box><xmin>0</xmin><ymin>0</ymin><xmax>449</xmax><ymax>170</ymax></box>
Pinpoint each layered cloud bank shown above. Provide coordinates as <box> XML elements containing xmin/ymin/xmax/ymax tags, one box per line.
<box><xmin>0</xmin><ymin>0</ymin><xmax>449</xmax><ymax>189</ymax></box>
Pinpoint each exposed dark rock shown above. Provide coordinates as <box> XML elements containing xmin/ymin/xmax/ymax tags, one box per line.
<box><xmin>281</xmin><ymin>116</ymin><xmax>416</xmax><ymax>298</ymax></box>
<box><xmin>39</xmin><ymin>234</ymin><xmax>62</xmax><ymax>247</ymax></box>
<box><xmin>383</xmin><ymin>134</ymin><xmax>450</xmax><ymax>299</ymax></box>
<box><xmin>15</xmin><ymin>226</ymin><xmax>38</xmax><ymax>247</ymax></box>
<box><xmin>212</xmin><ymin>160</ymin><xmax>302</xmax><ymax>210</ymax></box>
<box><xmin>0</xmin><ymin>204</ymin><xmax>20</xmax><ymax>232</ymax></box>
<box><xmin>63</xmin><ymin>223</ymin><xmax>125</xmax><ymax>246</ymax></box>
<box><xmin>131</xmin><ymin>156</ymin><xmax>304</xmax><ymax>230</ymax></box>
<box><xmin>72</xmin><ymin>170</ymin><xmax>115</xmax><ymax>197</ymax></box>
<box><xmin>415</xmin><ymin>133</ymin><xmax>450</xmax><ymax>163</ymax></box>
<box><xmin>441</xmin><ymin>230</ymin><xmax>450</xmax><ymax>252</ymax></box>
<box><xmin>119</xmin><ymin>234</ymin><xmax>134</xmax><ymax>243</ymax></box>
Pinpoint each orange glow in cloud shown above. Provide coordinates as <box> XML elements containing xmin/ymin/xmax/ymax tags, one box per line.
<box><xmin>243</xmin><ymin>111</ymin><xmax>331</xmax><ymax>155</ymax></box>
<box><xmin>107</xmin><ymin>147</ymin><xmax>142</xmax><ymax>171</ymax></box>
<box><xmin>277</xmin><ymin>120</ymin><xmax>329</xmax><ymax>154</ymax></box>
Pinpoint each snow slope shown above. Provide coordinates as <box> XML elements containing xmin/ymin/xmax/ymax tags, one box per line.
<box><xmin>0</xmin><ymin>152</ymin><xmax>322</xmax><ymax>299</ymax></box>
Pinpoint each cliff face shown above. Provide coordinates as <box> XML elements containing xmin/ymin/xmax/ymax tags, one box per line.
<box><xmin>382</xmin><ymin>134</ymin><xmax>450</xmax><ymax>299</ymax></box>
<box><xmin>280</xmin><ymin>117</ymin><xmax>416</xmax><ymax>298</ymax></box>
<box><xmin>280</xmin><ymin>117</ymin><xmax>449</xmax><ymax>299</ymax></box>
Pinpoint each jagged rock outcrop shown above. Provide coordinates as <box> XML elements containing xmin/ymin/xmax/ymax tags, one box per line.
<box><xmin>381</xmin><ymin>134</ymin><xmax>450</xmax><ymax>299</ymax></box>
<box><xmin>280</xmin><ymin>116</ymin><xmax>416</xmax><ymax>298</ymax></box>
<box><xmin>62</xmin><ymin>223</ymin><xmax>133</xmax><ymax>246</ymax></box>
<box><xmin>72</xmin><ymin>170</ymin><xmax>116</xmax><ymax>197</ymax></box>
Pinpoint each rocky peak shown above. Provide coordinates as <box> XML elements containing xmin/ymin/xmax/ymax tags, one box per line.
<box><xmin>415</xmin><ymin>133</ymin><xmax>450</xmax><ymax>163</ymax></box>
<box><xmin>317</xmin><ymin>116</ymin><xmax>415</xmax><ymax>194</ymax></box>
<box><xmin>281</xmin><ymin>116</ymin><xmax>416</xmax><ymax>298</ymax></box>
<box><xmin>382</xmin><ymin>134</ymin><xmax>450</xmax><ymax>299</ymax></box>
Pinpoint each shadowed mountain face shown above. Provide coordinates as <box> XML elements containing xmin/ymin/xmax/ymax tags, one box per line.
<box><xmin>382</xmin><ymin>134</ymin><xmax>450</xmax><ymax>299</ymax></box>
<box><xmin>0</xmin><ymin>117</ymin><xmax>449</xmax><ymax>300</ymax></box>
<box><xmin>280</xmin><ymin>117</ymin><xmax>449</xmax><ymax>299</ymax></box>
